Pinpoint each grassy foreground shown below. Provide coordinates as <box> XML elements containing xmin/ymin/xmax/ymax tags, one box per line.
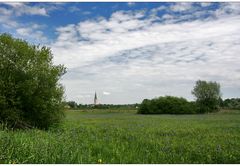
<box><xmin>0</xmin><ymin>109</ymin><xmax>240</xmax><ymax>164</ymax></box>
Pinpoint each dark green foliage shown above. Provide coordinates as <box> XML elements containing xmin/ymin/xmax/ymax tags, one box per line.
<box><xmin>64</xmin><ymin>102</ymin><xmax>139</xmax><ymax>110</ymax></box>
<box><xmin>92</xmin><ymin>104</ymin><xmax>139</xmax><ymax>110</ymax></box>
<box><xmin>192</xmin><ymin>80</ymin><xmax>221</xmax><ymax>113</ymax></box>
<box><xmin>138</xmin><ymin>96</ymin><xmax>197</xmax><ymax>114</ymax></box>
<box><xmin>65</xmin><ymin>101</ymin><xmax>78</xmax><ymax>109</ymax></box>
<box><xmin>222</xmin><ymin>98</ymin><xmax>240</xmax><ymax>110</ymax></box>
<box><xmin>0</xmin><ymin>33</ymin><xmax>66</xmax><ymax>129</ymax></box>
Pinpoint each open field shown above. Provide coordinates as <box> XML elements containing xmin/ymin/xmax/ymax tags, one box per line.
<box><xmin>1</xmin><ymin>109</ymin><xmax>240</xmax><ymax>164</ymax></box>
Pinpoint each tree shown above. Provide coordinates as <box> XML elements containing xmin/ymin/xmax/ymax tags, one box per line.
<box><xmin>0</xmin><ymin>33</ymin><xmax>66</xmax><ymax>129</ymax></box>
<box><xmin>192</xmin><ymin>80</ymin><xmax>221</xmax><ymax>113</ymax></box>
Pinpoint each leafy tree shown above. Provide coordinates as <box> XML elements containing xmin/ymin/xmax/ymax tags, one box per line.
<box><xmin>192</xmin><ymin>80</ymin><xmax>221</xmax><ymax>113</ymax></box>
<box><xmin>0</xmin><ymin>33</ymin><xmax>66</xmax><ymax>129</ymax></box>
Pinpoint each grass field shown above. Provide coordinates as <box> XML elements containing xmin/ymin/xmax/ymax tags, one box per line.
<box><xmin>1</xmin><ymin>109</ymin><xmax>240</xmax><ymax>164</ymax></box>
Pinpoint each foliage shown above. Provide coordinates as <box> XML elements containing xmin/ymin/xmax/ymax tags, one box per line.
<box><xmin>65</xmin><ymin>101</ymin><xmax>78</xmax><ymax>109</ymax></box>
<box><xmin>0</xmin><ymin>110</ymin><xmax>240</xmax><ymax>164</ymax></box>
<box><xmin>138</xmin><ymin>96</ymin><xmax>197</xmax><ymax>114</ymax></box>
<box><xmin>64</xmin><ymin>102</ymin><xmax>139</xmax><ymax>110</ymax></box>
<box><xmin>222</xmin><ymin>98</ymin><xmax>240</xmax><ymax>110</ymax></box>
<box><xmin>92</xmin><ymin>104</ymin><xmax>139</xmax><ymax>110</ymax></box>
<box><xmin>192</xmin><ymin>80</ymin><xmax>221</xmax><ymax>113</ymax></box>
<box><xmin>0</xmin><ymin>33</ymin><xmax>66</xmax><ymax>129</ymax></box>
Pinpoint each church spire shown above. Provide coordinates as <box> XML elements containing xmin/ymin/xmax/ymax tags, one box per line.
<box><xmin>94</xmin><ymin>91</ymin><xmax>98</xmax><ymax>105</ymax></box>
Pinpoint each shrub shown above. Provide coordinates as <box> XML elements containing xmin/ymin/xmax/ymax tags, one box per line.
<box><xmin>0</xmin><ymin>34</ymin><xmax>66</xmax><ymax>129</ymax></box>
<box><xmin>138</xmin><ymin>96</ymin><xmax>197</xmax><ymax>114</ymax></box>
<box><xmin>223</xmin><ymin>98</ymin><xmax>240</xmax><ymax>110</ymax></box>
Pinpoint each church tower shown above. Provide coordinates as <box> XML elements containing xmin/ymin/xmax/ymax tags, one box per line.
<box><xmin>94</xmin><ymin>92</ymin><xmax>98</xmax><ymax>105</ymax></box>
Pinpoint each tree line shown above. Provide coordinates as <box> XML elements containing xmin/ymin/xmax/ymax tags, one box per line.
<box><xmin>64</xmin><ymin>101</ymin><xmax>139</xmax><ymax>110</ymax></box>
<box><xmin>138</xmin><ymin>80</ymin><xmax>239</xmax><ymax>114</ymax></box>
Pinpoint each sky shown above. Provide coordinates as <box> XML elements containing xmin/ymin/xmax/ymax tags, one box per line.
<box><xmin>0</xmin><ymin>2</ymin><xmax>240</xmax><ymax>104</ymax></box>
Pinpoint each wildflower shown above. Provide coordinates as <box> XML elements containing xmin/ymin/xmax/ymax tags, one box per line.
<box><xmin>8</xmin><ymin>160</ymin><xmax>17</xmax><ymax>164</ymax></box>
<box><xmin>98</xmin><ymin>159</ymin><xmax>102</xmax><ymax>164</ymax></box>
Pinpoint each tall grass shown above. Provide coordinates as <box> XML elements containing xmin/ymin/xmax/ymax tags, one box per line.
<box><xmin>0</xmin><ymin>109</ymin><xmax>240</xmax><ymax>163</ymax></box>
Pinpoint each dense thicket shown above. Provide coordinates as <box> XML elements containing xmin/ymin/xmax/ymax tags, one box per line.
<box><xmin>138</xmin><ymin>96</ymin><xmax>197</xmax><ymax>114</ymax></box>
<box><xmin>192</xmin><ymin>80</ymin><xmax>221</xmax><ymax>113</ymax></box>
<box><xmin>0</xmin><ymin>34</ymin><xmax>66</xmax><ymax>129</ymax></box>
<box><xmin>222</xmin><ymin>98</ymin><xmax>240</xmax><ymax>110</ymax></box>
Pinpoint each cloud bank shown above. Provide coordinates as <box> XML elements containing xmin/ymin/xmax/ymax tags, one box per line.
<box><xmin>51</xmin><ymin>3</ymin><xmax>240</xmax><ymax>104</ymax></box>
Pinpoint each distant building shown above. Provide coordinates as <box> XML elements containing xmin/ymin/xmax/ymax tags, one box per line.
<box><xmin>94</xmin><ymin>92</ymin><xmax>98</xmax><ymax>105</ymax></box>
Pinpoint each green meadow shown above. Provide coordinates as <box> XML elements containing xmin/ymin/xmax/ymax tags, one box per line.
<box><xmin>1</xmin><ymin>109</ymin><xmax>240</xmax><ymax>164</ymax></box>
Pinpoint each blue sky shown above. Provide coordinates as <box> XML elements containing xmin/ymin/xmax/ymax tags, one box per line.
<box><xmin>0</xmin><ymin>2</ymin><xmax>240</xmax><ymax>104</ymax></box>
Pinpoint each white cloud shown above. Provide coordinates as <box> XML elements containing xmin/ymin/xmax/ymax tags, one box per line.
<box><xmin>0</xmin><ymin>7</ymin><xmax>13</xmax><ymax>15</ymax></box>
<box><xmin>0</xmin><ymin>3</ymin><xmax>52</xmax><ymax>44</ymax></box>
<box><xmin>103</xmin><ymin>91</ymin><xmax>111</xmax><ymax>95</ymax></box>
<box><xmin>2</xmin><ymin>2</ymin><xmax>48</xmax><ymax>16</ymax></box>
<box><xmin>46</xmin><ymin>3</ymin><xmax>240</xmax><ymax>103</ymax></box>
<box><xmin>82</xmin><ymin>11</ymin><xmax>91</xmax><ymax>15</ymax></box>
<box><xmin>150</xmin><ymin>6</ymin><xmax>167</xmax><ymax>15</ymax></box>
<box><xmin>214</xmin><ymin>3</ymin><xmax>240</xmax><ymax>18</ymax></box>
<box><xmin>170</xmin><ymin>3</ymin><xmax>193</xmax><ymax>12</ymax></box>
<box><xmin>18</xmin><ymin>6</ymin><xmax>47</xmax><ymax>16</ymax></box>
<box><xmin>16</xmin><ymin>28</ymin><xmax>31</xmax><ymax>36</ymax></box>
<box><xmin>53</xmin><ymin>10</ymin><xmax>240</xmax><ymax>68</ymax></box>
<box><xmin>127</xmin><ymin>2</ymin><xmax>135</xmax><ymax>7</ymax></box>
<box><xmin>0</xmin><ymin>15</ymin><xmax>18</xmax><ymax>28</ymax></box>
<box><xmin>14</xmin><ymin>22</ymin><xmax>47</xmax><ymax>43</ymax></box>
<box><xmin>2</xmin><ymin>2</ymin><xmax>24</xmax><ymax>7</ymax></box>
<box><xmin>200</xmin><ymin>3</ymin><xmax>212</xmax><ymax>7</ymax></box>
<box><xmin>69</xmin><ymin>6</ymin><xmax>81</xmax><ymax>13</ymax></box>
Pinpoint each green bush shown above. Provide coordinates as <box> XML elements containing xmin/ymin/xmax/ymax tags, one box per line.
<box><xmin>0</xmin><ymin>34</ymin><xmax>66</xmax><ymax>129</ymax></box>
<box><xmin>223</xmin><ymin>98</ymin><xmax>240</xmax><ymax>110</ymax></box>
<box><xmin>138</xmin><ymin>96</ymin><xmax>197</xmax><ymax>114</ymax></box>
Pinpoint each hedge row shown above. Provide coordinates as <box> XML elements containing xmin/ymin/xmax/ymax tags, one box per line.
<box><xmin>138</xmin><ymin>96</ymin><xmax>198</xmax><ymax>114</ymax></box>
